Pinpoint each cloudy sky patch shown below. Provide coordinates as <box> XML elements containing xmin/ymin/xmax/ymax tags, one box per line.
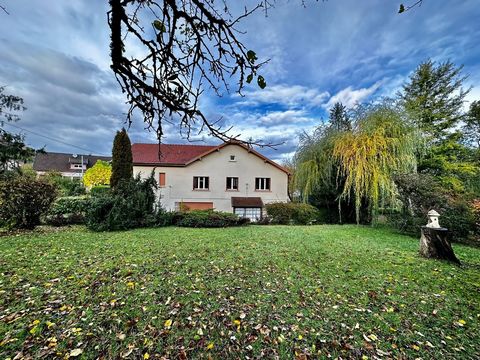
<box><xmin>0</xmin><ymin>0</ymin><xmax>479</xmax><ymax>161</ymax></box>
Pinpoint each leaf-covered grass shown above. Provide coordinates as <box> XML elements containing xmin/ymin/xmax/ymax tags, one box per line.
<box><xmin>1</xmin><ymin>225</ymin><xmax>479</xmax><ymax>359</ymax></box>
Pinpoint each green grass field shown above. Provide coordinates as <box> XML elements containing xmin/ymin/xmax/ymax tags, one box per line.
<box><xmin>1</xmin><ymin>225</ymin><xmax>479</xmax><ymax>359</ymax></box>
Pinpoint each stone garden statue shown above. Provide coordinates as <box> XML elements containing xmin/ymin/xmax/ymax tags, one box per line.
<box><xmin>426</xmin><ymin>209</ymin><xmax>440</xmax><ymax>228</ymax></box>
<box><xmin>419</xmin><ymin>209</ymin><xmax>460</xmax><ymax>264</ymax></box>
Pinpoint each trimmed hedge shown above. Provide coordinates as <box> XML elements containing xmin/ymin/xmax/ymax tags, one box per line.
<box><xmin>45</xmin><ymin>196</ymin><xmax>89</xmax><ymax>226</ymax></box>
<box><xmin>176</xmin><ymin>210</ymin><xmax>249</xmax><ymax>228</ymax></box>
<box><xmin>265</xmin><ymin>202</ymin><xmax>321</xmax><ymax>225</ymax></box>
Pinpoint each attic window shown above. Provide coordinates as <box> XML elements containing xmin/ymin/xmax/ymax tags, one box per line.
<box><xmin>229</xmin><ymin>155</ymin><xmax>236</xmax><ymax>162</ymax></box>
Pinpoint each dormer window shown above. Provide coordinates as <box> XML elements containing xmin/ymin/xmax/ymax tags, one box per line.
<box><xmin>229</xmin><ymin>155</ymin><xmax>236</xmax><ymax>162</ymax></box>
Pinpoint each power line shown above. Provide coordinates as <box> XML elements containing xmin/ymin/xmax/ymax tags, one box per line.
<box><xmin>2</xmin><ymin>122</ymin><xmax>110</xmax><ymax>156</ymax></box>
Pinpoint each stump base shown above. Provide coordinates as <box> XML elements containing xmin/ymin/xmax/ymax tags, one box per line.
<box><xmin>420</xmin><ymin>226</ymin><xmax>460</xmax><ymax>264</ymax></box>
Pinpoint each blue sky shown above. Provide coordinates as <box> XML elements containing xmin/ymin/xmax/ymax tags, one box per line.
<box><xmin>0</xmin><ymin>0</ymin><xmax>479</xmax><ymax>161</ymax></box>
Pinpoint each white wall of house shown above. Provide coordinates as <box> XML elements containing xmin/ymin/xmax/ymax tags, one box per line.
<box><xmin>36</xmin><ymin>171</ymin><xmax>83</xmax><ymax>179</ymax></box>
<box><xmin>133</xmin><ymin>143</ymin><xmax>289</xmax><ymax>212</ymax></box>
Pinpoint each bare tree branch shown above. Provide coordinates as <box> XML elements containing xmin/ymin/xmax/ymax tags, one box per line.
<box><xmin>0</xmin><ymin>4</ymin><xmax>9</xmax><ymax>15</ymax></box>
<box><xmin>398</xmin><ymin>0</ymin><xmax>423</xmax><ymax>13</ymax></box>
<box><xmin>108</xmin><ymin>0</ymin><xmax>279</xmax><ymax>148</ymax></box>
<box><xmin>108</xmin><ymin>0</ymin><xmax>425</xmax><ymax>148</ymax></box>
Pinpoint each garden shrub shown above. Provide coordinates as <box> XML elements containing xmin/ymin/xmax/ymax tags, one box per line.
<box><xmin>150</xmin><ymin>208</ymin><xmax>179</xmax><ymax>227</ymax></box>
<box><xmin>90</xmin><ymin>185</ymin><xmax>111</xmax><ymax>197</ymax></box>
<box><xmin>83</xmin><ymin>160</ymin><xmax>111</xmax><ymax>188</ymax></box>
<box><xmin>472</xmin><ymin>199</ymin><xmax>480</xmax><ymax>240</ymax></box>
<box><xmin>85</xmin><ymin>174</ymin><xmax>157</xmax><ymax>231</ymax></box>
<box><xmin>45</xmin><ymin>196</ymin><xmax>89</xmax><ymax>226</ymax></box>
<box><xmin>85</xmin><ymin>196</ymin><xmax>116</xmax><ymax>231</ymax></box>
<box><xmin>391</xmin><ymin>174</ymin><xmax>476</xmax><ymax>242</ymax></box>
<box><xmin>265</xmin><ymin>202</ymin><xmax>321</xmax><ymax>225</ymax></box>
<box><xmin>43</xmin><ymin>171</ymin><xmax>86</xmax><ymax>196</ymax></box>
<box><xmin>176</xmin><ymin>210</ymin><xmax>248</xmax><ymax>228</ymax></box>
<box><xmin>0</xmin><ymin>175</ymin><xmax>57</xmax><ymax>229</ymax></box>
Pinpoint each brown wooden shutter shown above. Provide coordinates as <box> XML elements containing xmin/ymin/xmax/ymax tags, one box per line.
<box><xmin>159</xmin><ymin>172</ymin><xmax>166</xmax><ymax>187</ymax></box>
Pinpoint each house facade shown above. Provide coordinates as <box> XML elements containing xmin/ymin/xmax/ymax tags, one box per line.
<box><xmin>132</xmin><ymin>142</ymin><xmax>290</xmax><ymax>221</ymax></box>
<box><xmin>33</xmin><ymin>152</ymin><xmax>111</xmax><ymax>179</ymax></box>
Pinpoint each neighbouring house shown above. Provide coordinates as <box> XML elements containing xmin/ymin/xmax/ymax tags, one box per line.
<box><xmin>132</xmin><ymin>141</ymin><xmax>290</xmax><ymax>221</ymax></box>
<box><xmin>33</xmin><ymin>152</ymin><xmax>112</xmax><ymax>179</ymax></box>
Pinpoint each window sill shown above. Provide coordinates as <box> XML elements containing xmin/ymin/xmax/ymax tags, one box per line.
<box><xmin>254</xmin><ymin>190</ymin><xmax>271</xmax><ymax>192</ymax></box>
<box><xmin>193</xmin><ymin>189</ymin><xmax>210</xmax><ymax>191</ymax></box>
<box><xmin>226</xmin><ymin>189</ymin><xmax>239</xmax><ymax>192</ymax></box>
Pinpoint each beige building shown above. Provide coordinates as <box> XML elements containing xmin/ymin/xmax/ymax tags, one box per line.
<box><xmin>132</xmin><ymin>142</ymin><xmax>290</xmax><ymax>221</ymax></box>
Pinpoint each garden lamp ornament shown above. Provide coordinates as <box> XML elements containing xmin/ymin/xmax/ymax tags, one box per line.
<box><xmin>426</xmin><ymin>209</ymin><xmax>441</xmax><ymax>228</ymax></box>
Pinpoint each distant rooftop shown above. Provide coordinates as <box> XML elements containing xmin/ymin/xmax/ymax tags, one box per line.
<box><xmin>33</xmin><ymin>152</ymin><xmax>111</xmax><ymax>173</ymax></box>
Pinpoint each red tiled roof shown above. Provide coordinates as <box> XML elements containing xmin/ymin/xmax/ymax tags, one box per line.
<box><xmin>132</xmin><ymin>142</ymin><xmax>290</xmax><ymax>174</ymax></box>
<box><xmin>131</xmin><ymin>143</ymin><xmax>216</xmax><ymax>165</ymax></box>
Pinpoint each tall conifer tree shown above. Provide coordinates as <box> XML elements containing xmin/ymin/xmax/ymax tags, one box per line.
<box><xmin>110</xmin><ymin>128</ymin><xmax>133</xmax><ymax>188</ymax></box>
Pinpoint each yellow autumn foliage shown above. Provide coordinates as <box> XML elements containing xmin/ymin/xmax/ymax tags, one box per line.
<box><xmin>295</xmin><ymin>101</ymin><xmax>420</xmax><ymax>223</ymax></box>
<box><xmin>82</xmin><ymin>160</ymin><xmax>111</xmax><ymax>188</ymax></box>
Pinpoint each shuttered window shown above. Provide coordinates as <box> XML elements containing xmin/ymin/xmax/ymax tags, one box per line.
<box><xmin>159</xmin><ymin>172</ymin><xmax>166</xmax><ymax>187</ymax></box>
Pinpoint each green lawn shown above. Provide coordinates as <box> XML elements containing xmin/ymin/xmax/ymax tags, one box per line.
<box><xmin>1</xmin><ymin>225</ymin><xmax>479</xmax><ymax>359</ymax></box>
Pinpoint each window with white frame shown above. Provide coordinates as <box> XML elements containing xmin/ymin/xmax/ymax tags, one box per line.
<box><xmin>234</xmin><ymin>207</ymin><xmax>262</xmax><ymax>222</ymax></box>
<box><xmin>226</xmin><ymin>177</ymin><xmax>238</xmax><ymax>190</ymax></box>
<box><xmin>255</xmin><ymin>177</ymin><xmax>271</xmax><ymax>191</ymax></box>
<box><xmin>193</xmin><ymin>176</ymin><xmax>209</xmax><ymax>190</ymax></box>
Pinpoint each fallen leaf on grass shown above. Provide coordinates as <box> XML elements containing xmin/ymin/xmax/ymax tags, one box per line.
<box><xmin>69</xmin><ymin>348</ymin><xmax>83</xmax><ymax>357</ymax></box>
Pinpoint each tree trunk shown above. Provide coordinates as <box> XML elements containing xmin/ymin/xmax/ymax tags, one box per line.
<box><xmin>419</xmin><ymin>226</ymin><xmax>460</xmax><ymax>264</ymax></box>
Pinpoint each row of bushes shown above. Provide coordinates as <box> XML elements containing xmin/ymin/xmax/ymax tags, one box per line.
<box><xmin>0</xmin><ymin>175</ymin><xmax>326</xmax><ymax>231</ymax></box>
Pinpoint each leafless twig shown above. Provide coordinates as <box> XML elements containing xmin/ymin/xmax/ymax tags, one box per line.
<box><xmin>108</xmin><ymin>0</ymin><xmax>279</xmax><ymax>148</ymax></box>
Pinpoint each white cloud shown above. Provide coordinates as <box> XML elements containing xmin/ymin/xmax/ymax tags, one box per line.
<box><xmin>258</xmin><ymin>110</ymin><xmax>315</xmax><ymax>125</ymax></box>
<box><xmin>237</xmin><ymin>84</ymin><xmax>329</xmax><ymax>108</ymax></box>
<box><xmin>324</xmin><ymin>82</ymin><xmax>382</xmax><ymax>109</ymax></box>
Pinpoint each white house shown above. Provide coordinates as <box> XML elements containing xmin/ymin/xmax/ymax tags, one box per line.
<box><xmin>132</xmin><ymin>141</ymin><xmax>290</xmax><ymax>221</ymax></box>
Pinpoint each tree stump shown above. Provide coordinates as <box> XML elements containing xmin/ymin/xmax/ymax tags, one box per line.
<box><xmin>419</xmin><ymin>226</ymin><xmax>460</xmax><ymax>264</ymax></box>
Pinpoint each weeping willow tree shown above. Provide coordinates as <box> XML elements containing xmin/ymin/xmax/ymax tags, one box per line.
<box><xmin>294</xmin><ymin>124</ymin><xmax>338</xmax><ymax>199</ymax></box>
<box><xmin>295</xmin><ymin>100</ymin><xmax>420</xmax><ymax>224</ymax></box>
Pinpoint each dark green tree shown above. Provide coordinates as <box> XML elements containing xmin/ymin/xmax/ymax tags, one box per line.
<box><xmin>464</xmin><ymin>100</ymin><xmax>480</xmax><ymax>149</ymax></box>
<box><xmin>399</xmin><ymin>60</ymin><xmax>479</xmax><ymax>191</ymax></box>
<box><xmin>110</xmin><ymin>128</ymin><xmax>133</xmax><ymax>188</ymax></box>
<box><xmin>400</xmin><ymin>59</ymin><xmax>469</xmax><ymax>144</ymax></box>
<box><xmin>0</xmin><ymin>87</ymin><xmax>35</xmax><ymax>173</ymax></box>
<box><xmin>329</xmin><ymin>102</ymin><xmax>351</xmax><ymax>131</ymax></box>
